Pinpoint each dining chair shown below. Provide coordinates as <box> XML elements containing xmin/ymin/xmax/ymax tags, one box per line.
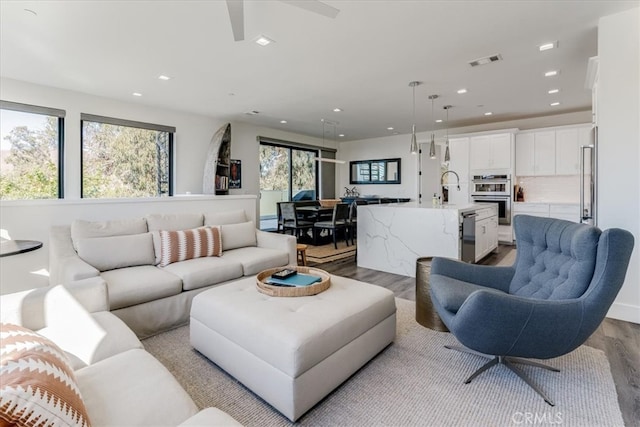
<box><xmin>280</xmin><ymin>202</ymin><xmax>314</xmax><ymax>240</ymax></box>
<box><xmin>313</xmin><ymin>203</ymin><xmax>350</xmax><ymax>249</ymax></box>
<box><xmin>348</xmin><ymin>200</ymin><xmax>367</xmax><ymax>245</ymax></box>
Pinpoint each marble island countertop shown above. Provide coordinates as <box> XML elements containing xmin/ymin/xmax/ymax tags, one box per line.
<box><xmin>368</xmin><ymin>201</ymin><xmax>496</xmax><ymax>213</ymax></box>
<box><xmin>357</xmin><ymin>202</ymin><xmax>499</xmax><ymax>277</ymax></box>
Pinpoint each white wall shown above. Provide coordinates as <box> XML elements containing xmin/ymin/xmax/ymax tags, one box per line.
<box><xmin>597</xmin><ymin>8</ymin><xmax>640</xmax><ymax>324</ymax></box>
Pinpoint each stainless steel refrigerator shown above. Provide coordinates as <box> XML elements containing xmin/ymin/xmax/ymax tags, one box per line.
<box><xmin>580</xmin><ymin>126</ymin><xmax>597</xmax><ymax>225</ymax></box>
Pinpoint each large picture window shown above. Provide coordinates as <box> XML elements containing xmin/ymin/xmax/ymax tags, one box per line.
<box><xmin>81</xmin><ymin>114</ymin><xmax>174</xmax><ymax>198</ymax></box>
<box><xmin>0</xmin><ymin>101</ymin><xmax>65</xmax><ymax>200</ymax></box>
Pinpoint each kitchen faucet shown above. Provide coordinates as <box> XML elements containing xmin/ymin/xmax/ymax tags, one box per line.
<box><xmin>441</xmin><ymin>170</ymin><xmax>461</xmax><ymax>191</ymax></box>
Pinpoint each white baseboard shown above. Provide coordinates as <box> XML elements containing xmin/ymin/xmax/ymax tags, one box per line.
<box><xmin>606</xmin><ymin>302</ymin><xmax>640</xmax><ymax>324</ymax></box>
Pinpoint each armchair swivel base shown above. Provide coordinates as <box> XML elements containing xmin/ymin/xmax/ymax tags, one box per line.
<box><xmin>445</xmin><ymin>345</ymin><xmax>559</xmax><ymax>406</ymax></box>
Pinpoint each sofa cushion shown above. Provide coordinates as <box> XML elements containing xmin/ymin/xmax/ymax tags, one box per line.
<box><xmin>77</xmin><ymin>233</ymin><xmax>155</xmax><ymax>271</ymax></box>
<box><xmin>204</xmin><ymin>209</ymin><xmax>247</xmax><ymax>226</ymax></box>
<box><xmin>71</xmin><ymin>218</ymin><xmax>147</xmax><ymax>250</ymax></box>
<box><xmin>222</xmin><ymin>246</ymin><xmax>290</xmax><ymax>275</ymax></box>
<box><xmin>221</xmin><ymin>221</ymin><xmax>257</xmax><ymax>251</ymax></box>
<box><xmin>0</xmin><ymin>323</ymin><xmax>91</xmax><ymax>427</ymax></box>
<box><xmin>35</xmin><ymin>285</ymin><xmax>141</xmax><ymax>369</ymax></box>
<box><xmin>158</xmin><ymin>226</ymin><xmax>222</xmax><ymax>267</ymax></box>
<box><xmin>146</xmin><ymin>213</ymin><xmax>204</xmax><ymax>231</ymax></box>
<box><xmin>162</xmin><ymin>257</ymin><xmax>244</xmax><ymax>291</ymax></box>
<box><xmin>101</xmin><ymin>265</ymin><xmax>182</xmax><ymax>310</ymax></box>
<box><xmin>75</xmin><ymin>349</ymin><xmax>198</xmax><ymax>426</ymax></box>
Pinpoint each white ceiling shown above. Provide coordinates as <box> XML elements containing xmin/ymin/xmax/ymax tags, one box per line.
<box><xmin>1</xmin><ymin>0</ymin><xmax>638</xmax><ymax>141</ymax></box>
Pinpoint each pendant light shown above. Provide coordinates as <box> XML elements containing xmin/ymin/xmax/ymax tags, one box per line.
<box><xmin>409</xmin><ymin>81</ymin><xmax>422</xmax><ymax>154</ymax></box>
<box><xmin>428</xmin><ymin>95</ymin><xmax>438</xmax><ymax>159</ymax></box>
<box><xmin>443</xmin><ymin>105</ymin><xmax>452</xmax><ymax>164</ymax></box>
<box><xmin>315</xmin><ymin>119</ymin><xmax>345</xmax><ymax>164</ymax></box>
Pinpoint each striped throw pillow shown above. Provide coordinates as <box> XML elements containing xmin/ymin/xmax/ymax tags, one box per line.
<box><xmin>0</xmin><ymin>323</ymin><xmax>91</xmax><ymax>427</ymax></box>
<box><xmin>158</xmin><ymin>226</ymin><xmax>222</xmax><ymax>267</ymax></box>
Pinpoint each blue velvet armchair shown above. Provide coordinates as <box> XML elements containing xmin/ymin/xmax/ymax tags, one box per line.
<box><xmin>429</xmin><ymin>215</ymin><xmax>634</xmax><ymax>405</ymax></box>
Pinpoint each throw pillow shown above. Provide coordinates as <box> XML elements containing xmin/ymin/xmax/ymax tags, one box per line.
<box><xmin>0</xmin><ymin>323</ymin><xmax>92</xmax><ymax>427</ymax></box>
<box><xmin>220</xmin><ymin>221</ymin><xmax>257</xmax><ymax>251</ymax></box>
<box><xmin>70</xmin><ymin>218</ymin><xmax>147</xmax><ymax>250</ymax></box>
<box><xmin>76</xmin><ymin>233</ymin><xmax>155</xmax><ymax>272</ymax></box>
<box><xmin>158</xmin><ymin>226</ymin><xmax>222</xmax><ymax>267</ymax></box>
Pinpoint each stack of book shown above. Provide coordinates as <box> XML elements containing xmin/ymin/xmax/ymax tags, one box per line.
<box><xmin>267</xmin><ymin>272</ymin><xmax>322</xmax><ymax>287</ymax></box>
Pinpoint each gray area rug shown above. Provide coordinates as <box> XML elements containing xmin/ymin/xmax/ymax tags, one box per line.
<box><xmin>143</xmin><ymin>298</ymin><xmax>623</xmax><ymax>426</ymax></box>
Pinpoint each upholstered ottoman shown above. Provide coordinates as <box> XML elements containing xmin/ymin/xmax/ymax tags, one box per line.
<box><xmin>190</xmin><ymin>274</ymin><xmax>396</xmax><ymax>421</ymax></box>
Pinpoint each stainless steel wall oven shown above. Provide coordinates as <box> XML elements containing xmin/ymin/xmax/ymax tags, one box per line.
<box><xmin>471</xmin><ymin>174</ymin><xmax>511</xmax><ymax>225</ymax></box>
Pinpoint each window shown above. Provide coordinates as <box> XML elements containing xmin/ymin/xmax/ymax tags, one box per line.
<box><xmin>0</xmin><ymin>101</ymin><xmax>65</xmax><ymax>200</ymax></box>
<box><xmin>81</xmin><ymin>114</ymin><xmax>174</xmax><ymax>198</ymax></box>
<box><xmin>258</xmin><ymin>141</ymin><xmax>318</xmax><ymax>230</ymax></box>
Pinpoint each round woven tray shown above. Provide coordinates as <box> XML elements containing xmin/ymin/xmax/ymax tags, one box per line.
<box><xmin>256</xmin><ymin>266</ymin><xmax>331</xmax><ymax>297</ymax></box>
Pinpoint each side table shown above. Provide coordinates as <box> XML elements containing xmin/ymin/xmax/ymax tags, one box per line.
<box><xmin>415</xmin><ymin>257</ymin><xmax>449</xmax><ymax>332</ymax></box>
<box><xmin>0</xmin><ymin>240</ymin><xmax>43</xmax><ymax>257</ymax></box>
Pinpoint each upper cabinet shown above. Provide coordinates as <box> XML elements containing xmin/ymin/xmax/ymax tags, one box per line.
<box><xmin>469</xmin><ymin>133</ymin><xmax>512</xmax><ymax>171</ymax></box>
<box><xmin>515</xmin><ymin>124</ymin><xmax>591</xmax><ymax>177</ymax></box>
<box><xmin>448</xmin><ymin>137</ymin><xmax>470</xmax><ymax>182</ymax></box>
<box><xmin>515</xmin><ymin>131</ymin><xmax>555</xmax><ymax>176</ymax></box>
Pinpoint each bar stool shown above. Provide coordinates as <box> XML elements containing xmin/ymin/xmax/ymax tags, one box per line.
<box><xmin>296</xmin><ymin>244</ymin><xmax>308</xmax><ymax>266</ymax></box>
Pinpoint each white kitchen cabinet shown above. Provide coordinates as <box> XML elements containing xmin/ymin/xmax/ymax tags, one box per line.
<box><xmin>448</xmin><ymin>137</ymin><xmax>470</xmax><ymax>182</ymax></box>
<box><xmin>469</xmin><ymin>133</ymin><xmax>512</xmax><ymax>170</ymax></box>
<box><xmin>515</xmin><ymin>131</ymin><xmax>555</xmax><ymax>176</ymax></box>
<box><xmin>515</xmin><ymin>133</ymin><xmax>535</xmax><ymax>176</ymax></box>
<box><xmin>513</xmin><ymin>202</ymin><xmax>550</xmax><ymax>217</ymax></box>
<box><xmin>474</xmin><ymin>206</ymin><xmax>499</xmax><ymax>262</ymax></box>
<box><xmin>516</xmin><ymin>124</ymin><xmax>591</xmax><ymax>177</ymax></box>
<box><xmin>549</xmin><ymin>204</ymin><xmax>580</xmax><ymax>223</ymax></box>
<box><xmin>534</xmin><ymin>131</ymin><xmax>556</xmax><ymax>175</ymax></box>
<box><xmin>555</xmin><ymin>128</ymin><xmax>580</xmax><ymax>175</ymax></box>
<box><xmin>512</xmin><ymin>203</ymin><xmax>580</xmax><ymax>240</ymax></box>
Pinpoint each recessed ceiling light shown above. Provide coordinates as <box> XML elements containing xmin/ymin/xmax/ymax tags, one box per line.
<box><xmin>339</xmin><ymin>134</ymin><xmax>345</xmax><ymax>137</ymax></box>
<box><xmin>539</xmin><ymin>41</ymin><xmax>558</xmax><ymax>51</ymax></box>
<box><xmin>255</xmin><ymin>36</ymin><xmax>274</xmax><ymax>46</ymax></box>
<box><xmin>280</xmin><ymin>120</ymin><xmax>287</xmax><ymax>124</ymax></box>
<box><xmin>435</xmin><ymin>119</ymin><xmax>443</xmax><ymax>123</ymax></box>
<box><xmin>550</xmin><ymin>102</ymin><xmax>560</xmax><ymax>106</ymax></box>
<box><xmin>545</xmin><ymin>70</ymin><xmax>559</xmax><ymax>77</ymax></box>
<box><xmin>158</xmin><ymin>75</ymin><xmax>171</xmax><ymax>81</ymax></box>
<box><xmin>387</xmin><ymin>127</ymin><xmax>394</xmax><ymax>130</ymax></box>
<box><xmin>457</xmin><ymin>88</ymin><xmax>468</xmax><ymax>94</ymax></box>
<box><xmin>548</xmin><ymin>89</ymin><xmax>560</xmax><ymax>94</ymax></box>
<box><xmin>484</xmin><ymin>112</ymin><xmax>493</xmax><ymax>116</ymax></box>
<box><xmin>132</xmin><ymin>92</ymin><xmax>142</xmax><ymax>97</ymax></box>
<box><xmin>333</xmin><ymin>108</ymin><xmax>343</xmax><ymax>112</ymax></box>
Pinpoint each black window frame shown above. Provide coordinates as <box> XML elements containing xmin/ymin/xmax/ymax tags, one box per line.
<box><xmin>0</xmin><ymin>100</ymin><xmax>65</xmax><ymax>199</ymax></box>
<box><xmin>80</xmin><ymin>113</ymin><xmax>175</xmax><ymax>199</ymax></box>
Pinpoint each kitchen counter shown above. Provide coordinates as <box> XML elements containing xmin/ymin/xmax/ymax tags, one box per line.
<box><xmin>357</xmin><ymin>202</ymin><xmax>498</xmax><ymax>277</ymax></box>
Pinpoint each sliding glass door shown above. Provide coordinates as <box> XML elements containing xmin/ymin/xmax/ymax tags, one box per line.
<box><xmin>259</xmin><ymin>142</ymin><xmax>317</xmax><ymax>230</ymax></box>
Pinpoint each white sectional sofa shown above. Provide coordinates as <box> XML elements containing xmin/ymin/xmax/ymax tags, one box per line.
<box><xmin>0</xmin><ymin>281</ymin><xmax>241</xmax><ymax>426</ymax></box>
<box><xmin>48</xmin><ymin>209</ymin><xmax>296</xmax><ymax>338</ymax></box>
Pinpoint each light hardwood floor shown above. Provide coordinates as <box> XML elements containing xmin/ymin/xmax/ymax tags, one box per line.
<box><xmin>316</xmin><ymin>247</ymin><xmax>640</xmax><ymax>426</ymax></box>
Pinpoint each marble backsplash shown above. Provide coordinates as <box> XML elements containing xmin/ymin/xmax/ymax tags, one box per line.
<box><xmin>515</xmin><ymin>175</ymin><xmax>580</xmax><ymax>203</ymax></box>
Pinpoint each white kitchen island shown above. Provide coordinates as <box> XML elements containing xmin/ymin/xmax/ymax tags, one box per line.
<box><xmin>357</xmin><ymin>202</ymin><xmax>498</xmax><ymax>277</ymax></box>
